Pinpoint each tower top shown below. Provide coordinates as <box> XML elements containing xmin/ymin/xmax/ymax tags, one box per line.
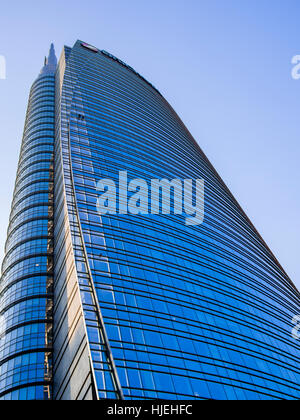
<box><xmin>40</xmin><ymin>43</ymin><xmax>57</xmax><ymax>75</ymax></box>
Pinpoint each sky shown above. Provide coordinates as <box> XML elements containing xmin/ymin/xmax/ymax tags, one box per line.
<box><xmin>0</xmin><ymin>0</ymin><xmax>299</xmax><ymax>288</ymax></box>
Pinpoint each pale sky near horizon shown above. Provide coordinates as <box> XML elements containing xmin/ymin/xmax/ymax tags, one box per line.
<box><xmin>0</xmin><ymin>0</ymin><xmax>299</xmax><ymax>288</ymax></box>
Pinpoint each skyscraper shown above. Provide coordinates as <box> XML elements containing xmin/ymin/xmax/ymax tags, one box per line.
<box><xmin>0</xmin><ymin>40</ymin><xmax>299</xmax><ymax>400</ymax></box>
<box><xmin>0</xmin><ymin>44</ymin><xmax>57</xmax><ymax>400</ymax></box>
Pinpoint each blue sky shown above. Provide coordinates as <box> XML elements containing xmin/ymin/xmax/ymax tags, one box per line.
<box><xmin>0</xmin><ymin>0</ymin><xmax>299</xmax><ymax>288</ymax></box>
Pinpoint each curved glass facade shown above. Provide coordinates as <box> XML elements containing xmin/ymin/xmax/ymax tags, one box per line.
<box><xmin>0</xmin><ymin>40</ymin><xmax>299</xmax><ymax>400</ymax></box>
<box><xmin>53</xmin><ymin>41</ymin><xmax>300</xmax><ymax>400</ymax></box>
<box><xmin>0</xmin><ymin>46</ymin><xmax>56</xmax><ymax>400</ymax></box>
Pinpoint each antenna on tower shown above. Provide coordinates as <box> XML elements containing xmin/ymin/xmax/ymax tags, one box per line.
<box><xmin>40</xmin><ymin>43</ymin><xmax>57</xmax><ymax>75</ymax></box>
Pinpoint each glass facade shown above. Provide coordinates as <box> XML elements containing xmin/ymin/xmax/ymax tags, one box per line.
<box><xmin>0</xmin><ymin>45</ymin><xmax>56</xmax><ymax>400</ymax></box>
<box><xmin>0</xmin><ymin>40</ymin><xmax>299</xmax><ymax>400</ymax></box>
<box><xmin>53</xmin><ymin>41</ymin><xmax>300</xmax><ymax>400</ymax></box>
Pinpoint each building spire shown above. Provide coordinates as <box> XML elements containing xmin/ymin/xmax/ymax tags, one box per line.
<box><xmin>40</xmin><ymin>43</ymin><xmax>57</xmax><ymax>75</ymax></box>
